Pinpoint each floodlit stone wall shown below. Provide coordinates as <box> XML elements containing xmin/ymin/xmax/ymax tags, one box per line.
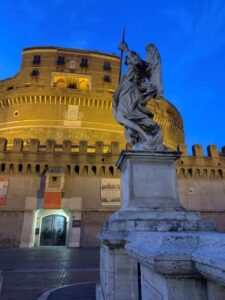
<box><xmin>0</xmin><ymin>139</ymin><xmax>224</xmax><ymax>247</ymax></box>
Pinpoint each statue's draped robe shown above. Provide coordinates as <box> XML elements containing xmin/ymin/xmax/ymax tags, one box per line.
<box><xmin>113</xmin><ymin>52</ymin><xmax>154</xmax><ymax>128</ymax></box>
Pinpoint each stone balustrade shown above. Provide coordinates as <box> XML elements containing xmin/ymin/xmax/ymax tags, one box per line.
<box><xmin>124</xmin><ymin>231</ymin><xmax>225</xmax><ymax>300</ymax></box>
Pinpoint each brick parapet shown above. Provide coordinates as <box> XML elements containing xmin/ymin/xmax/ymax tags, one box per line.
<box><xmin>0</xmin><ymin>139</ymin><xmax>224</xmax><ymax>179</ymax></box>
<box><xmin>177</xmin><ymin>144</ymin><xmax>225</xmax><ymax>179</ymax></box>
<box><xmin>0</xmin><ymin>138</ymin><xmax>120</xmax><ymax>177</ymax></box>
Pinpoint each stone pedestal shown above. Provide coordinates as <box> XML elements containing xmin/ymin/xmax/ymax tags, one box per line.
<box><xmin>105</xmin><ymin>151</ymin><xmax>213</xmax><ymax>235</ymax></box>
<box><xmin>117</xmin><ymin>151</ymin><xmax>182</xmax><ymax>210</ymax></box>
<box><xmin>96</xmin><ymin>151</ymin><xmax>219</xmax><ymax>300</ymax></box>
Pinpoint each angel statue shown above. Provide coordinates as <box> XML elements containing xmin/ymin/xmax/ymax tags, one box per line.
<box><xmin>113</xmin><ymin>40</ymin><xmax>165</xmax><ymax>150</ymax></box>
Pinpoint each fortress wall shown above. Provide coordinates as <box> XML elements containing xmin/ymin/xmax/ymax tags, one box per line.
<box><xmin>0</xmin><ymin>139</ymin><xmax>224</xmax><ymax>245</ymax></box>
<box><xmin>0</xmin><ymin>139</ymin><xmax>120</xmax><ymax>210</ymax></box>
<box><xmin>80</xmin><ymin>211</ymin><xmax>112</xmax><ymax>248</ymax></box>
<box><xmin>0</xmin><ymin>210</ymin><xmax>24</xmax><ymax>247</ymax></box>
<box><xmin>177</xmin><ymin>144</ymin><xmax>225</xmax><ymax>230</ymax></box>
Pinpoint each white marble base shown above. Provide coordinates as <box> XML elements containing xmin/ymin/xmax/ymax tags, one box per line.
<box><xmin>116</xmin><ymin>151</ymin><xmax>183</xmax><ymax>210</ymax></box>
<box><xmin>96</xmin><ymin>151</ymin><xmax>220</xmax><ymax>300</ymax></box>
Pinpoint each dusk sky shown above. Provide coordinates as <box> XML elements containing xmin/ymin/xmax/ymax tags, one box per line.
<box><xmin>0</xmin><ymin>0</ymin><xmax>224</xmax><ymax>153</ymax></box>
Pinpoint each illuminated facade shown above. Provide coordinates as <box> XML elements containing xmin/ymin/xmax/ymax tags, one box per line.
<box><xmin>0</xmin><ymin>47</ymin><xmax>224</xmax><ymax>248</ymax></box>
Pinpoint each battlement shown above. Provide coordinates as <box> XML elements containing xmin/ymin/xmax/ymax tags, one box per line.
<box><xmin>0</xmin><ymin>138</ymin><xmax>121</xmax><ymax>177</ymax></box>
<box><xmin>0</xmin><ymin>139</ymin><xmax>224</xmax><ymax>179</ymax></box>
<box><xmin>177</xmin><ymin>144</ymin><xmax>225</xmax><ymax>179</ymax></box>
<box><xmin>0</xmin><ymin>138</ymin><xmax>224</xmax><ymax>158</ymax></box>
<box><xmin>0</xmin><ymin>138</ymin><xmax>120</xmax><ymax>154</ymax></box>
<box><xmin>177</xmin><ymin>144</ymin><xmax>225</xmax><ymax>158</ymax></box>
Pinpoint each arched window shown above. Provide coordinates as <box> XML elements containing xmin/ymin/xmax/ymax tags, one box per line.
<box><xmin>35</xmin><ymin>164</ymin><xmax>40</xmax><ymax>174</ymax></box>
<box><xmin>109</xmin><ymin>166</ymin><xmax>114</xmax><ymax>176</ymax></box>
<box><xmin>218</xmin><ymin>169</ymin><xmax>223</xmax><ymax>178</ymax></box>
<box><xmin>74</xmin><ymin>165</ymin><xmax>79</xmax><ymax>175</ymax></box>
<box><xmin>1</xmin><ymin>163</ymin><xmax>5</xmax><ymax>173</ymax></box>
<box><xmin>92</xmin><ymin>166</ymin><xmax>97</xmax><ymax>175</ymax></box>
<box><xmin>188</xmin><ymin>168</ymin><xmax>192</xmax><ymax>177</ymax></box>
<box><xmin>18</xmin><ymin>164</ymin><xmax>23</xmax><ymax>174</ymax></box>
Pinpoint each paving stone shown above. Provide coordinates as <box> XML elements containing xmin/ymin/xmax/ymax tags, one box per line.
<box><xmin>0</xmin><ymin>247</ymin><xmax>99</xmax><ymax>300</ymax></box>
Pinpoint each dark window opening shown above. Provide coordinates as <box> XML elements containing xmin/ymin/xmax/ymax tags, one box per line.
<box><xmin>52</xmin><ymin>176</ymin><xmax>58</xmax><ymax>182</ymax></box>
<box><xmin>92</xmin><ymin>166</ymin><xmax>97</xmax><ymax>175</ymax></box>
<box><xmin>57</xmin><ymin>56</ymin><xmax>65</xmax><ymax>65</ymax></box>
<box><xmin>103</xmin><ymin>61</ymin><xmax>111</xmax><ymax>71</ymax></box>
<box><xmin>109</xmin><ymin>166</ymin><xmax>114</xmax><ymax>176</ymax></box>
<box><xmin>35</xmin><ymin>164</ymin><xmax>40</xmax><ymax>173</ymax></box>
<box><xmin>33</xmin><ymin>55</ymin><xmax>41</xmax><ymax>64</ymax></box>
<box><xmin>80</xmin><ymin>58</ymin><xmax>88</xmax><ymax>68</ymax></box>
<box><xmin>188</xmin><ymin>168</ymin><xmax>192</xmax><ymax>177</ymax></box>
<box><xmin>68</xmin><ymin>83</ymin><xmax>77</xmax><ymax>89</ymax></box>
<box><xmin>1</xmin><ymin>164</ymin><xmax>5</xmax><ymax>172</ymax></box>
<box><xmin>103</xmin><ymin>75</ymin><xmax>111</xmax><ymax>83</ymax></box>
<box><xmin>31</xmin><ymin>69</ymin><xmax>39</xmax><ymax>77</ymax></box>
<box><xmin>75</xmin><ymin>165</ymin><xmax>79</xmax><ymax>175</ymax></box>
<box><xmin>18</xmin><ymin>164</ymin><xmax>23</xmax><ymax>173</ymax></box>
<box><xmin>7</xmin><ymin>86</ymin><xmax>13</xmax><ymax>91</ymax></box>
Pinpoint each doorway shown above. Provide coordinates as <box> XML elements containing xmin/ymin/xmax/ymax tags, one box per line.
<box><xmin>40</xmin><ymin>215</ymin><xmax>67</xmax><ymax>246</ymax></box>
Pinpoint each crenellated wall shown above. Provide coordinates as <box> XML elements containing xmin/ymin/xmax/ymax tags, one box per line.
<box><xmin>0</xmin><ymin>138</ymin><xmax>120</xmax><ymax>177</ymax></box>
<box><xmin>177</xmin><ymin>144</ymin><xmax>225</xmax><ymax>179</ymax></box>
<box><xmin>0</xmin><ymin>138</ymin><xmax>224</xmax><ymax>240</ymax></box>
<box><xmin>0</xmin><ymin>138</ymin><xmax>224</xmax><ymax>178</ymax></box>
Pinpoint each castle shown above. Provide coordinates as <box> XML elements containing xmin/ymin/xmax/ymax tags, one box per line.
<box><xmin>0</xmin><ymin>47</ymin><xmax>224</xmax><ymax>248</ymax></box>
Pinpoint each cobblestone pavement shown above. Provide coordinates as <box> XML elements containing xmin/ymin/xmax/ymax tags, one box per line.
<box><xmin>0</xmin><ymin>247</ymin><xmax>99</xmax><ymax>300</ymax></box>
<box><xmin>45</xmin><ymin>282</ymin><xmax>96</xmax><ymax>300</ymax></box>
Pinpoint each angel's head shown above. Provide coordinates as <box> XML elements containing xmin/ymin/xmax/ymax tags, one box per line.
<box><xmin>146</xmin><ymin>43</ymin><xmax>160</xmax><ymax>66</ymax></box>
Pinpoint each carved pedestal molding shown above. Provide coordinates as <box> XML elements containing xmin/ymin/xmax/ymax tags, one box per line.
<box><xmin>96</xmin><ymin>151</ymin><xmax>225</xmax><ymax>300</ymax></box>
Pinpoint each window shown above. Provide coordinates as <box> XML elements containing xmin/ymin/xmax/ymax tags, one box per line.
<box><xmin>52</xmin><ymin>72</ymin><xmax>90</xmax><ymax>91</ymax></box>
<box><xmin>103</xmin><ymin>61</ymin><xmax>111</xmax><ymax>71</ymax></box>
<box><xmin>57</xmin><ymin>56</ymin><xmax>65</xmax><ymax>65</ymax></box>
<box><xmin>80</xmin><ymin>58</ymin><xmax>88</xmax><ymax>68</ymax></box>
<box><xmin>7</xmin><ymin>86</ymin><xmax>13</xmax><ymax>91</ymax></box>
<box><xmin>103</xmin><ymin>75</ymin><xmax>111</xmax><ymax>83</ymax></box>
<box><xmin>31</xmin><ymin>69</ymin><xmax>39</xmax><ymax>77</ymax></box>
<box><xmin>68</xmin><ymin>83</ymin><xmax>77</xmax><ymax>89</ymax></box>
<box><xmin>52</xmin><ymin>176</ymin><xmax>58</xmax><ymax>182</ymax></box>
<box><xmin>33</xmin><ymin>55</ymin><xmax>41</xmax><ymax>64</ymax></box>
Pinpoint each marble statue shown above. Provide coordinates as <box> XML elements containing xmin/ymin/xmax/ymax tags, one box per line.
<box><xmin>113</xmin><ymin>41</ymin><xmax>165</xmax><ymax>150</ymax></box>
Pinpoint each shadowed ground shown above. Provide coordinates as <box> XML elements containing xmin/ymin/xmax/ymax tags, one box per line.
<box><xmin>0</xmin><ymin>247</ymin><xmax>99</xmax><ymax>300</ymax></box>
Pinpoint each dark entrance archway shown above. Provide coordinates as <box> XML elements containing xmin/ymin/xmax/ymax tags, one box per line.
<box><xmin>40</xmin><ymin>215</ymin><xmax>67</xmax><ymax>246</ymax></box>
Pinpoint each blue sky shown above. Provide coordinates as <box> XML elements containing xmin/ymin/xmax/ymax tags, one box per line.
<box><xmin>0</xmin><ymin>0</ymin><xmax>224</xmax><ymax>153</ymax></box>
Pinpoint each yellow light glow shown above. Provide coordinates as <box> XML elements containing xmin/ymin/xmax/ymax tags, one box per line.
<box><xmin>52</xmin><ymin>73</ymin><xmax>90</xmax><ymax>91</ymax></box>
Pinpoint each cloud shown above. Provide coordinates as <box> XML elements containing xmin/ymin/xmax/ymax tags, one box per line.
<box><xmin>162</xmin><ymin>0</ymin><xmax>225</xmax><ymax>64</ymax></box>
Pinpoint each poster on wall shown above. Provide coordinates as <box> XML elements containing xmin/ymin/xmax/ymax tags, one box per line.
<box><xmin>101</xmin><ymin>179</ymin><xmax>120</xmax><ymax>206</ymax></box>
<box><xmin>0</xmin><ymin>176</ymin><xmax>9</xmax><ymax>205</ymax></box>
